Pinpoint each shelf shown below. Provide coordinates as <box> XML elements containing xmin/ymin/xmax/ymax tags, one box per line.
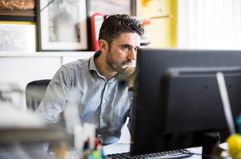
<box><xmin>0</xmin><ymin>127</ymin><xmax>70</xmax><ymax>144</ymax></box>
<box><xmin>0</xmin><ymin>51</ymin><xmax>95</xmax><ymax>57</ymax></box>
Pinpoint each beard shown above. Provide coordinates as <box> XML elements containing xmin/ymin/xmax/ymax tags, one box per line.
<box><xmin>106</xmin><ymin>54</ymin><xmax>132</xmax><ymax>73</ymax></box>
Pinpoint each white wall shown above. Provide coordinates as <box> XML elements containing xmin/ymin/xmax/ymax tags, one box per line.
<box><xmin>178</xmin><ymin>0</ymin><xmax>241</xmax><ymax>50</ymax></box>
<box><xmin>0</xmin><ymin>52</ymin><xmax>94</xmax><ymax>109</ymax></box>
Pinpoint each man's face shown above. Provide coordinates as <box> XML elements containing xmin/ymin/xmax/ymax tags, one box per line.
<box><xmin>105</xmin><ymin>32</ymin><xmax>141</xmax><ymax>73</ymax></box>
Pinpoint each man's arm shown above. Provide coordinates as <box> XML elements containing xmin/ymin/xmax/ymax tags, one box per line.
<box><xmin>125</xmin><ymin>67</ymin><xmax>136</xmax><ymax>135</ymax></box>
<box><xmin>36</xmin><ymin>66</ymin><xmax>71</xmax><ymax>124</ymax></box>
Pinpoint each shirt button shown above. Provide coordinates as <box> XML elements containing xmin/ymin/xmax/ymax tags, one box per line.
<box><xmin>103</xmin><ymin>100</ymin><xmax>106</xmax><ymax>104</ymax></box>
<box><xmin>100</xmin><ymin>118</ymin><xmax>104</xmax><ymax>125</ymax></box>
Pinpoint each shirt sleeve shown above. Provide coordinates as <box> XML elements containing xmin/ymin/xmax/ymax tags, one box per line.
<box><xmin>127</xmin><ymin>91</ymin><xmax>134</xmax><ymax>133</ymax></box>
<box><xmin>36</xmin><ymin>65</ymin><xmax>71</xmax><ymax>124</ymax></box>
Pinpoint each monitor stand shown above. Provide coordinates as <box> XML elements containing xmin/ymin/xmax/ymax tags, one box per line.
<box><xmin>202</xmin><ymin>132</ymin><xmax>220</xmax><ymax>159</ymax></box>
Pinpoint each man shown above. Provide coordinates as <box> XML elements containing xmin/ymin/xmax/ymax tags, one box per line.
<box><xmin>36</xmin><ymin>14</ymin><xmax>144</xmax><ymax>145</ymax></box>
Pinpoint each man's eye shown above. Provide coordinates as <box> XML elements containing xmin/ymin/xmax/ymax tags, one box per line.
<box><xmin>122</xmin><ymin>45</ymin><xmax>129</xmax><ymax>49</ymax></box>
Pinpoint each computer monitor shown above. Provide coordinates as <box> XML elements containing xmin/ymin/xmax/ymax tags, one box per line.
<box><xmin>130</xmin><ymin>48</ymin><xmax>241</xmax><ymax>155</ymax></box>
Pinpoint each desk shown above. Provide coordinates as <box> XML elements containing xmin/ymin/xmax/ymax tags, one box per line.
<box><xmin>103</xmin><ymin>119</ymin><xmax>204</xmax><ymax>158</ymax></box>
<box><xmin>103</xmin><ymin>143</ymin><xmax>203</xmax><ymax>158</ymax></box>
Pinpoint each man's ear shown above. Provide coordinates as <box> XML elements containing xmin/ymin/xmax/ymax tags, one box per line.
<box><xmin>98</xmin><ymin>39</ymin><xmax>109</xmax><ymax>54</ymax></box>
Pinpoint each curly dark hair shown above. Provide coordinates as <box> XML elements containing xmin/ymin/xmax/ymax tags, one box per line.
<box><xmin>98</xmin><ymin>14</ymin><xmax>144</xmax><ymax>45</ymax></box>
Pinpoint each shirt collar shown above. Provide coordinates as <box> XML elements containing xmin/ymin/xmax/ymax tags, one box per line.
<box><xmin>89</xmin><ymin>52</ymin><xmax>99</xmax><ymax>72</ymax></box>
<box><xmin>89</xmin><ymin>51</ymin><xmax>117</xmax><ymax>83</ymax></box>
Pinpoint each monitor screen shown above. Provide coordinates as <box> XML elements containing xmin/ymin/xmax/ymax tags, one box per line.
<box><xmin>130</xmin><ymin>49</ymin><xmax>241</xmax><ymax>155</ymax></box>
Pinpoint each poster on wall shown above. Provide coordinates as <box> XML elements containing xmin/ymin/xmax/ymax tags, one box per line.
<box><xmin>0</xmin><ymin>22</ymin><xmax>36</xmax><ymax>52</ymax></box>
<box><xmin>0</xmin><ymin>0</ymin><xmax>35</xmax><ymax>21</ymax></box>
<box><xmin>87</xmin><ymin>0</ymin><xmax>135</xmax><ymax>16</ymax></box>
<box><xmin>37</xmin><ymin>0</ymin><xmax>88</xmax><ymax>51</ymax></box>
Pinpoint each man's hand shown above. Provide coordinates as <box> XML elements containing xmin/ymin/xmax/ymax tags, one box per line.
<box><xmin>117</xmin><ymin>66</ymin><xmax>136</xmax><ymax>91</ymax></box>
<box><xmin>124</xmin><ymin>66</ymin><xmax>136</xmax><ymax>90</ymax></box>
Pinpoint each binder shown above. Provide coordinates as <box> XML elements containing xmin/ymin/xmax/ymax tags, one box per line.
<box><xmin>90</xmin><ymin>13</ymin><xmax>105</xmax><ymax>51</ymax></box>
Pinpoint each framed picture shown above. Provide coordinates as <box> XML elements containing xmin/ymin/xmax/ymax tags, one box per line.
<box><xmin>0</xmin><ymin>10</ymin><xmax>35</xmax><ymax>21</ymax></box>
<box><xmin>87</xmin><ymin>0</ymin><xmax>136</xmax><ymax>16</ymax></box>
<box><xmin>36</xmin><ymin>0</ymin><xmax>88</xmax><ymax>51</ymax></box>
<box><xmin>0</xmin><ymin>22</ymin><xmax>36</xmax><ymax>52</ymax></box>
<box><xmin>0</xmin><ymin>0</ymin><xmax>35</xmax><ymax>21</ymax></box>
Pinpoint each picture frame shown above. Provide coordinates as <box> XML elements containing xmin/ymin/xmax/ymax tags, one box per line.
<box><xmin>0</xmin><ymin>0</ymin><xmax>35</xmax><ymax>21</ymax></box>
<box><xmin>87</xmin><ymin>0</ymin><xmax>136</xmax><ymax>16</ymax></box>
<box><xmin>36</xmin><ymin>0</ymin><xmax>88</xmax><ymax>51</ymax></box>
<box><xmin>0</xmin><ymin>21</ymin><xmax>36</xmax><ymax>52</ymax></box>
<box><xmin>0</xmin><ymin>10</ymin><xmax>35</xmax><ymax>21</ymax></box>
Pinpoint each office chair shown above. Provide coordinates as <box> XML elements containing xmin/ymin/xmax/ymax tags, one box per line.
<box><xmin>25</xmin><ymin>79</ymin><xmax>51</xmax><ymax>111</ymax></box>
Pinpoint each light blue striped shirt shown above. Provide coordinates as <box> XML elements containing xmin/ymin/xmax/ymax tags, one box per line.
<box><xmin>36</xmin><ymin>53</ymin><xmax>131</xmax><ymax>145</ymax></box>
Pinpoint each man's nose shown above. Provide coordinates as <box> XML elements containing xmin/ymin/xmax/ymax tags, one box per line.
<box><xmin>127</xmin><ymin>49</ymin><xmax>137</xmax><ymax>60</ymax></box>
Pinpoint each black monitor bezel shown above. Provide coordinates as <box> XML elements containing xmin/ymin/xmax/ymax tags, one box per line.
<box><xmin>130</xmin><ymin>48</ymin><xmax>241</xmax><ymax>155</ymax></box>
